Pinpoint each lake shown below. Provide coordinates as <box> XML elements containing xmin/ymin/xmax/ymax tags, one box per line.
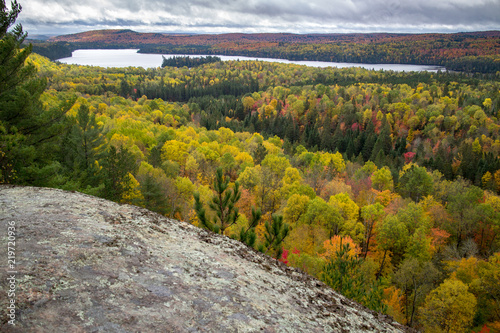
<box><xmin>57</xmin><ymin>49</ymin><xmax>446</xmax><ymax>72</ymax></box>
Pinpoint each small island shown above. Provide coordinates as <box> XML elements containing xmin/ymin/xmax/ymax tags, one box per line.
<box><xmin>162</xmin><ymin>55</ymin><xmax>222</xmax><ymax>68</ymax></box>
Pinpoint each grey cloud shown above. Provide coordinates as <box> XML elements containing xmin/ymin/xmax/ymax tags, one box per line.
<box><xmin>19</xmin><ymin>0</ymin><xmax>500</xmax><ymax>34</ymax></box>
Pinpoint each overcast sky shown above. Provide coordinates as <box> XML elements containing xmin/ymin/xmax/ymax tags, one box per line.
<box><xmin>19</xmin><ymin>0</ymin><xmax>500</xmax><ymax>36</ymax></box>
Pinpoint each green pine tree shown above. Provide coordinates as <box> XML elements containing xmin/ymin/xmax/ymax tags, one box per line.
<box><xmin>370</xmin><ymin>118</ymin><xmax>392</xmax><ymax>162</ymax></box>
<box><xmin>61</xmin><ymin>103</ymin><xmax>105</xmax><ymax>187</ymax></box>
<box><xmin>239</xmin><ymin>207</ymin><xmax>261</xmax><ymax>248</ymax></box>
<box><xmin>398</xmin><ymin>165</ymin><xmax>433</xmax><ymax>202</ymax></box>
<box><xmin>193</xmin><ymin>167</ymin><xmax>241</xmax><ymax>234</ymax></box>
<box><xmin>253</xmin><ymin>142</ymin><xmax>267</xmax><ymax>165</ymax></box>
<box><xmin>264</xmin><ymin>214</ymin><xmax>289</xmax><ymax>259</ymax></box>
<box><xmin>0</xmin><ymin>0</ymin><xmax>68</xmax><ymax>184</ymax></box>
<box><xmin>100</xmin><ymin>146</ymin><xmax>137</xmax><ymax>202</ymax></box>
<box><xmin>139</xmin><ymin>173</ymin><xmax>168</xmax><ymax>214</ymax></box>
<box><xmin>321</xmin><ymin>243</ymin><xmax>387</xmax><ymax>313</ymax></box>
<box><xmin>74</xmin><ymin>104</ymin><xmax>104</xmax><ymax>171</ymax></box>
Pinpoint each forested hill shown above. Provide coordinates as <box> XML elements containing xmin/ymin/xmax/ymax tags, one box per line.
<box><xmin>48</xmin><ymin>29</ymin><xmax>500</xmax><ymax>46</ymax></box>
<box><xmin>43</xmin><ymin>29</ymin><xmax>500</xmax><ymax>73</ymax></box>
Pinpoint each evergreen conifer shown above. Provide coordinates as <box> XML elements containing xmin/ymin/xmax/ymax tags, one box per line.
<box><xmin>194</xmin><ymin>167</ymin><xmax>241</xmax><ymax>234</ymax></box>
<box><xmin>0</xmin><ymin>0</ymin><xmax>68</xmax><ymax>183</ymax></box>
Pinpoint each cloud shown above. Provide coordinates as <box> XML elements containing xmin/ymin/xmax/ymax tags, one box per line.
<box><xmin>18</xmin><ymin>0</ymin><xmax>500</xmax><ymax>35</ymax></box>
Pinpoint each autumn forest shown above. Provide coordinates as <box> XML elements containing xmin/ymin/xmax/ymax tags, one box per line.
<box><xmin>2</xmin><ymin>14</ymin><xmax>500</xmax><ymax>333</ymax></box>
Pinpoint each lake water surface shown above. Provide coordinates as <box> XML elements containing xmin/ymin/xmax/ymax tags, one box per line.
<box><xmin>57</xmin><ymin>49</ymin><xmax>446</xmax><ymax>72</ymax></box>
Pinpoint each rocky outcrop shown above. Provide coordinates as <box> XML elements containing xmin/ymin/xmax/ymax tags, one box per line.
<box><xmin>0</xmin><ymin>186</ymin><xmax>412</xmax><ymax>332</ymax></box>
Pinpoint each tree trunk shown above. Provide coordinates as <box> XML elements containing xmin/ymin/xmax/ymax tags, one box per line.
<box><xmin>375</xmin><ymin>249</ymin><xmax>387</xmax><ymax>280</ymax></box>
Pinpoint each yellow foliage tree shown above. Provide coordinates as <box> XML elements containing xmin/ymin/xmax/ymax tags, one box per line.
<box><xmin>446</xmin><ymin>256</ymin><xmax>480</xmax><ymax>285</ymax></box>
<box><xmin>285</xmin><ymin>224</ymin><xmax>329</xmax><ymax>255</ymax></box>
<box><xmin>329</xmin><ymin>193</ymin><xmax>364</xmax><ymax>242</ymax></box>
<box><xmin>419</xmin><ymin>278</ymin><xmax>477</xmax><ymax>333</ymax></box>
<box><xmin>318</xmin><ymin>151</ymin><xmax>346</xmax><ymax>176</ymax></box>
<box><xmin>482</xmin><ymin>171</ymin><xmax>494</xmax><ymax>189</ymax></box>
<box><xmin>282</xmin><ymin>167</ymin><xmax>302</xmax><ymax>185</ymax></box>
<box><xmin>121</xmin><ymin>173</ymin><xmax>143</xmax><ymax>204</ymax></box>
<box><xmin>283</xmin><ymin>194</ymin><xmax>310</xmax><ymax>226</ymax></box>
<box><xmin>494</xmin><ymin>170</ymin><xmax>500</xmax><ymax>193</ymax></box>
<box><xmin>242</xmin><ymin>96</ymin><xmax>255</xmax><ymax>110</ymax></box>
<box><xmin>161</xmin><ymin>140</ymin><xmax>189</xmax><ymax>165</ymax></box>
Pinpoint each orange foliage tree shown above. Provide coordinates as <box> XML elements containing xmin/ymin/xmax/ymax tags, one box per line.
<box><xmin>321</xmin><ymin>235</ymin><xmax>360</xmax><ymax>260</ymax></box>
